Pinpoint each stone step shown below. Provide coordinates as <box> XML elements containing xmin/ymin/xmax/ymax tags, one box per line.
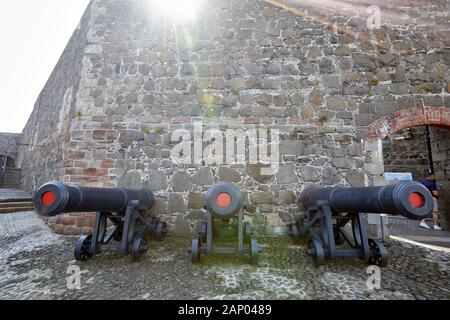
<box><xmin>2</xmin><ymin>170</ymin><xmax>21</xmax><ymax>174</ymax></box>
<box><xmin>1</xmin><ymin>170</ymin><xmax>21</xmax><ymax>177</ymax></box>
<box><xmin>0</xmin><ymin>182</ymin><xmax>21</xmax><ymax>188</ymax></box>
<box><xmin>1</xmin><ymin>174</ymin><xmax>21</xmax><ymax>178</ymax></box>
<box><xmin>1</xmin><ymin>179</ymin><xmax>21</xmax><ymax>183</ymax></box>
<box><xmin>0</xmin><ymin>201</ymin><xmax>34</xmax><ymax>208</ymax></box>
<box><xmin>0</xmin><ymin>208</ymin><xmax>35</xmax><ymax>214</ymax></box>
<box><xmin>1</xmin><ymin>181</ymin><xmax>21</xmax><ymax>185</ymax></box>
<box><xmin>0</xmin><ymin>202</ymin><xmax>35</xmax><ymax>214</ymax></box>
<box><xmin>1</xmin><ymin>179</ymin><xmax>21</xmax><ymax>184</ymax></box>
<box><xmin>0</xmin><ymin>168</ymin><xmax>21</xmax><ymax>188</ymax></box>
<box><xmin>0</xmin><ymin>188</ymin><xmax>33</xmax><ymax>203</ymax></box>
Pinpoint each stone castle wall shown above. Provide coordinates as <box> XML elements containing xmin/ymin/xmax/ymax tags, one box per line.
<box><xmin>0</xmin><ymin>133</ymin><xmax>21</xmax><ymax>162</ymax></box>
<box><xmin>382</xmin><ymin>127</ymin><xmax>429</xmax><ymax>179</ymax></box>
<box><xmin>430</xmin><ymin>127</ymin><xmax>450</xmax><ymax>229</ymax></box>
<box><xmin>18</xmin><ymin>0</ymin><xmax>450</xmax><ymax>235</ymax></box>
<box><xmin>16</xmin><ymin>2</ymin><xmax>93</xmax><ymax>193</ymax></box>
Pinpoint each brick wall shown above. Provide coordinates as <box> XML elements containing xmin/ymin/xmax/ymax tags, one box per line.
<box><xmin>382</xmin><ymin>127</ymin><xmax>429</xmax><ymax>179</ymax></box>
<box><xmin>368</xmin><ymin>107</ymin><xmax>450</xmax><ymax>139</ymax></box>
<box><xmin>430</xmin><ymin>127</ymin><xmax>450</xmax><ymax>229</ymax></box>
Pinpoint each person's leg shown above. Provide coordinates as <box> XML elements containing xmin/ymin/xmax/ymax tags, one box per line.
<box><xmin>432</xmin><ymin>198</ymin><xmax>442</xmax><ymax>230</ymax></box>
<box><xmin>432</xmin><ymin>212</ymin><xmax>442</xmax><ymax>230</ymax></box>
<box><xmin>432</xmin><ymin>212</ymin><xmax>439</xmax><ymax>225</ymax></box>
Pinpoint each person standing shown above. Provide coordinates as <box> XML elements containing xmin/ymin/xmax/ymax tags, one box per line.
<box><xmin>418</xmin><ymin>173</ymin><xmax>442</xmax><ymax>230</ymax></box>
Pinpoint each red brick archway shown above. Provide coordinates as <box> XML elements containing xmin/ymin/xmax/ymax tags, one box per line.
<box><xmin>367</xmin><ymin>106</ymin><xmax>450</xmax><ymax>140</ymax></box>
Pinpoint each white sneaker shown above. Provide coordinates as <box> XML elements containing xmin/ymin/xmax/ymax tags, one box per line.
<box><xmin>420</xmin><ymin>221</ymin><xmax>430</xmax><ymax>229</ymax></box>
<box><xmin>433</xmin><ymin>225</ymin><xmax>442</xmax><ymax>230</ymax></box>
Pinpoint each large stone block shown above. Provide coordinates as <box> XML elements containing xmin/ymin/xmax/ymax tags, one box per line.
<box><xmin>246</xmin><ymin>163</ymin><xmax>275</xmax><ymax>184</ymax></box>
<box><xmin>118</xmin><ymin>130</ymin><xmax>145</xmax><ymax>144</ymax></box>
<box><xmin>218</xmin><ymin>166</ymin><xmax>241</xmax><ymax>183</ymax></box>
<box><xmin>299</xmin><ymin>165</ymin><xmax>320</xmax><ymax>182</ymax></box>
<box><xmin>188</xmin><ymin>192</ymin><xmax>205</xmax><ymax>209</ymax></box>
<box><xmin>280</xmin><ymin>140</ymin><xmax>304</xmax><ymax>156</ymax></box>
<box><xmin>309</xmin><ymin>90</ymin><xmax>324</xmax><ymax>106</ymax></box>
<box><xmin>352</xmin><ymin>53</ymin><xmax>376</xmax><ymax>68</ymax></box>
<box><xmin>265</xmin><ymin>62</ymin><xmax>281</xmax><ymax>75</ymax></box>
<box><xmin>250</xmin><ymin>191</ymin><xmax>274</xmax><ymax>205</ymax></box>
<box><xmin>332</xmin><ymin>158</ymin><xmax>354</xmax><ymax>169</ymax></box>
<box><xmin>171</xmin><ymin>171</ymin><xmax>192</xmax><ymax>192</ymax></box>
<box><xmin>143</xmin><ymin>170</ymin><xmax>168</xmax><ymax>190</ymax></box>
<box><xmin>346</xmin><ymin>169</ymin><xmax>365</xmax><ymax>187</ymax></box>
<box><xmin>168</xmin><ymin>193</ymin><xmax>187</xmax><ymax>213</ymax></box>
<box><xmin>277</xmin><ymin>190</ymin><xmax>297</xmax><ymax>205</ymax></box>
<box><xmin>192</xmin><ymin>167</ymin><xmax>213</xmax><ymax>186</ymax></box>
<box><xmin>319</xmin><ymin>58</ymin><xmax>336</xmax><ymax>74</ymax></box>
<box><xmin>276</xmin><ymin>164</ymin><xmax>298</xmax><ymax>184</ymax></box>
<box><xmin>327</xmin><ymin>98</ymin><xmax>346</xmax><ymax>110</ymax></box>
<box><xmin>118</xmin><ymin>171</ymin><xmax>141</xmax><ymax>188</ymax></box>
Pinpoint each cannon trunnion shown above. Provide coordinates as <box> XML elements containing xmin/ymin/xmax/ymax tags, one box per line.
<box><xmin>289</xmin><ymin>181</ymin><xmax>434</xmax><ymax>267</ymax></box>
<box><xmin>34</xmin><ymin>181</ymin><xmax>167</xmax><ymax>262</ymax></box>
<box><xmin>190</xmin><ymin>182</ymin><xmax>259</xmax><ymax>264</ymax></box>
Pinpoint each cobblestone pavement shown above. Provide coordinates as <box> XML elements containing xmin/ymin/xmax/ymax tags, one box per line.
<box><xmin>1</xmin><ymin>212</ymin><xmax>449</xmax><ymax>300</ymax></box>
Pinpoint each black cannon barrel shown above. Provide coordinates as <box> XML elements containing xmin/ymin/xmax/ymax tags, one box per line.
<box><xmin>34</xmin><ymin>181</ymin><xmax>156</xmax><ymax>217</ymax></box>
<box><xmin>299</xmin><ymin>181</ymin><xmax>434</xmax><ymax>220</ymax></box>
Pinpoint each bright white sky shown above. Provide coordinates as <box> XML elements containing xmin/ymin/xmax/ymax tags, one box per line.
<box><xmin>0</xmin><ymin>0</ymin><xmax>90</xmax><ymax>133</ymax></box>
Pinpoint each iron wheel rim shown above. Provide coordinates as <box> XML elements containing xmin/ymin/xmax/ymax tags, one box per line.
<box><xmin>244</xmin><ymin>222</ymin><xmax>251</xmax><ymax>243</ymax></box>
<box><xmin>308</xmin><ymin>238</ymin><xmax>325</xmax><ymax>266</ymax></box>
<box><xmin>289</xmin><ymin>223</ymin><xmax>300</xmax><ymax>241</ymax></box>
<box><xmin>74</xmin><ymin>235</ymin><xmax>93</xmax><ymax>261</ymax></box>
<box><xmin>250</xmin><ymin>238</ymin><xmax>259</xmax><ymax>265</ymax></box>
<box><xmin>191</xmin><ymin>237</ymin><xmax>201</xmax><ymax>263</ymax></box>
<box><xmin>155</xmin><ymin>221</ymin><xmax>167</xmax><ymax>242</ymax></box>
<box><xmin>368</xmin><ymin>239</ymin><xmax>388</xmax><ymax>267</ymax></box>
<box><xmin>98</xmin><ymin>214</ymin><xmax>108</xmax><ymax>243</ymax></box>
<box><xmin>132</xmin><ymin>237</ymin><xmax>149</xmax><ymax>262</ymax></box>
<box><xmin>200</xmin><ymin>223</ymin><xmax>207</xmax><ymax>244</ymax></box>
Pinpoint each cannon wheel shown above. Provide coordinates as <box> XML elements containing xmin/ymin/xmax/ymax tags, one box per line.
<box><xmin>191</xmin><ymin>237</ymin><xmax>201</xmax><ymax>263</ymax></box>
<box><xmin>289</xmin><ymin>223</ymin><xmax>300</xmax><ymax>242</ymax></box>
<box><xmin>368</xmin><ymin>239</ymin><xmax>388</xmax><ymax>267</ymax></box>
<box><xmin>155</xmin><ymin>221</ymin><xmax>167</xmax><ymax>242</ymax></box>
<box><xmin>74</xmin><ymin>235</ymin><xmax>93</xmax><ymax>261</ymax></box>
<box><xmin>250</xmin><ymin>238</ymin><xmax>259</xmax><ymax>265</ymax></box>
<box><xmin>244</xmin><ymin>222</ymin><xmax>251</xmax><ymax>243</ymax></box>
<box><xmin>132</xmin><ymin>237</ymin><xmax>149</xmax><ymax>262</ymax></box>
<box><xmin>308</xmin><ymin>239</ymin><xmax>325</xmax><ymax>266</ymax></box>
<box><xmin>199</xmin><ymin>222</ymin><xmax>207</xmax><ymax>244</ymax></box>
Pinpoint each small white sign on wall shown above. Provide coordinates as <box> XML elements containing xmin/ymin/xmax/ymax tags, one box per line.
<box><xmin>384</xmin><ymin>172</ymin><xmax>413</xmax><ymax>185</ymax></box>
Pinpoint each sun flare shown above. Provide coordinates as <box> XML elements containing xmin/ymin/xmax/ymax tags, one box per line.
<box><xmin>149</xmin><ymin>0</ymin><xmax>202</xmax><ymax>21</ymax></box>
